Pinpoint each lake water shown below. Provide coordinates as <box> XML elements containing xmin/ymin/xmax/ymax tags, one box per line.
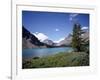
<box><xmin>23</xmin><ymin>47</ymin><xmax>73</xmax><ymax>59</ymax></box>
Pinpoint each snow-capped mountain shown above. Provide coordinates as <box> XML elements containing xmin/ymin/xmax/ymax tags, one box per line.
<box><xmin>42</xmin><ymin>39</ymin><xmax>54</xmax><ymax>46</ymax></box>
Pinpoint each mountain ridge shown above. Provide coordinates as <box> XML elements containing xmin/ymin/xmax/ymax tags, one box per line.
<box><xmin>22</xmin><ymin>26</ymin><xmax>89</xmax><ymax>48</ymax></box>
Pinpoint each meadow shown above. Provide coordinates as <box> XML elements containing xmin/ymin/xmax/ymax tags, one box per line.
<box><xmin>22</xmin><ymin>52</ymin><xmax>89</xmax><ymax>69</ymax></box>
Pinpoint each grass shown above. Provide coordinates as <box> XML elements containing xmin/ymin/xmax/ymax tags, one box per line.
<box><xmin>22</xmin><ymin>52</ymin><xmax>89</xmax><ymax>69</ymax></box>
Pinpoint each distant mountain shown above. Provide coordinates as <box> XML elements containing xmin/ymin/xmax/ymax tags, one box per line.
<box><xmin>43</xmin><ymin>39</ymin><xmax>54</xmax><ymax>46</ymax></box>
<box><xmin>58</xmin><ymin>34</ymin><xmax>72</xmax><ymax>46</ymax></box>
<box><xmin>58</xmin><ymin>28</ymin><xmax>89</xmax><ymax>46</ymax></box>
<box><xmin>53</xmin><ymin>43</ymin><xmax>60</xmax><ymax>46</ymax></box>
<box><xmin>81</xmin><ymin>28</ymin><xmax>89</xmax><ymax>42</ymax></box>
<box><xmin>82</xmin><ymin>28</ymin><xmax>89</xmax><ymax>32</ymax></box>
<box><xmin>22</xmin><ymin>26</ymin><xmax>47</xmax><ymax>49</ymax></box>
<box><xmin>22</xmin><ymin>26</ymin><xmax>89</xmax><ymax>48</ymax></box>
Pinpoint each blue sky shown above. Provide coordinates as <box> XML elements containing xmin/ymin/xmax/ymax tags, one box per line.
<box><xmin>22</xmin><ymin>11</ymin><xmax>89</xmax><ymax>42</ymax></box>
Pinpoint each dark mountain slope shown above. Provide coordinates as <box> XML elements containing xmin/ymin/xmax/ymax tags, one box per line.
<box><xmin>22</xmin><ymin>26</ymin><xmax>46</xmax><ymax>48</ymax></box>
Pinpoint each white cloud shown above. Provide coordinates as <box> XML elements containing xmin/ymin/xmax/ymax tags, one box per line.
<box><xmin>35</xmin><ymin>32</ymin><xmax>39</xmax><ymax>34</ymax></box>
<box><xmin>69</xmin><ymin>13</ymin><xmax>79</xmax><ymax>21</ymax></box>
<box><xmin>70</xmin><ymin>13</ymin><xmax>79</xmax><ymax>17</ymax></box>
<box><xmin>55</xmin><ymin>28</ymin><xmax>59</xmax><ymax>31</ymax></box>
<box><xmin>54</xmin><ymin>37</ymin><xmax>65</xmax><ymax>43</ymax></box>
<box><xmin>33</xmin><ymin>32</ymin><xmax>48</xmax><ymax>42</ymax></box>
<box><xmin>69</xmin><ymin>17</ymin><xmax>73</xmax><ymax>21</ymax></box>
<box><xmin>81</xmin><ymin>27</ymin><xmax>88</xmax><ymax>30</ymax></box>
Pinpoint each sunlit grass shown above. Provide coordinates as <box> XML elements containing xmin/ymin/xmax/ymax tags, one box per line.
<box><xmin>22</xmin><ymin>52</ymin><xmax>89</xmax><ymax>69</ymax></box>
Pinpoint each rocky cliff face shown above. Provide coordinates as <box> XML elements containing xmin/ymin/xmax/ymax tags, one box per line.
<box><xmin>22</xmin><ymin>26</ymin><xmax>46</xmax><ymax>49</ymax></box>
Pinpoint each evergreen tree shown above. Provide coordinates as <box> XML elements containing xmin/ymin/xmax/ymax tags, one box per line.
<box><xmin>72</xmin><ymin>23</ymin><xmax>83</xmax><ymax>52</ymax></box>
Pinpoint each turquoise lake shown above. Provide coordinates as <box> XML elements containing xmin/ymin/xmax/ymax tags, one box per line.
<box><xmin>22</xmin><ymin>47</ymin><xmax>73</xmax><ymax>59</ymax></box>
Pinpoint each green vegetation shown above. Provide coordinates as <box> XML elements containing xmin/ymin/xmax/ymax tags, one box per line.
<box><xmin>71</xmin><ymin>23</ymin><xmax>89</xmax><ymax>55</ymax></box>
<box><xmin>22</xmin><ymin>52</ymin><xmax>89</xmax><ymax>69</ymax></box>
<box><xmin>72</xmin><ymin>23</ymin><xmax>83</xmax><ymax>51</ymax></box>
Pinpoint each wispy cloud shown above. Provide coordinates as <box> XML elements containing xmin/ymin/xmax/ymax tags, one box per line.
<box><xmin>55</xmin><ymin>28</ymin><xmax>60</xmax><ymax>31</ymax></box>
<box><xmin>69</xmin><ymin>13</ymin><xmax>79</xmax><ymax>21</ymax></box>
<box><xmin>81</xmin><ymin>26</ymin><xmax>88</xmax><ymax>30</ymax></box>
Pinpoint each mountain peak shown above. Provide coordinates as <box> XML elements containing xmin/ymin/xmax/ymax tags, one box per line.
<box><xmin>43</xmin><ymin>39</ymin><xmax>54</xmax><ymax>45</ymax></box>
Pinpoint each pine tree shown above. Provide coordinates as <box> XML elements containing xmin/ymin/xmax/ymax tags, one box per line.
<box><xmin>72</xmin><ymin>23</ymin><xmax>83</xmax><ymax>52</ymax></box>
